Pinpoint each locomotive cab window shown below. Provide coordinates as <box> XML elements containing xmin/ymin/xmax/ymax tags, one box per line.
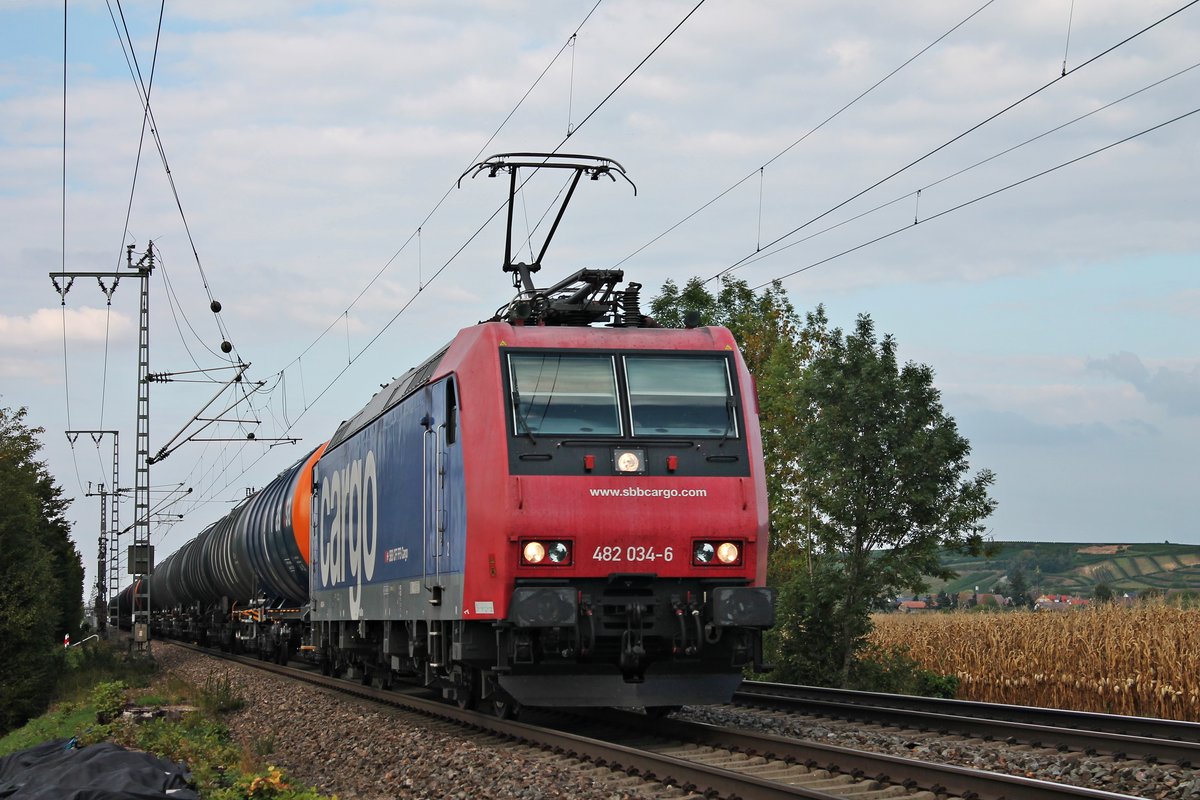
<box><xmin>624</xmin><ymin>355</ymin><xmax>737</xmax><ymax>437</ymax></box>
<box><xmin>508</xmin><ymin>353</ymin><xmax>620</xmax><ymax>436</ymax></box>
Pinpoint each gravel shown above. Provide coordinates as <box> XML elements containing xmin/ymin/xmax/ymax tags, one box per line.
<box><xmin>152</xmin><ymin>644</ymin><xmax>644</xmax><ymax>800</ymax></box>
<box><xmin>150</xmin><ymin>644</ymin><xmax>1200</xmax><ymax>799</ymax></box>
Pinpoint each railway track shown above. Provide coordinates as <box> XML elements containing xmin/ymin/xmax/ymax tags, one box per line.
<box><xmin>170</xmin><ymin>642</ymin><xmax>1152</xmax><ymax>800</ymax></box>
<box><xmin>735</xmin><ymin>681</ymin><xmax>1200</xmax><ymax>767</ymax></box>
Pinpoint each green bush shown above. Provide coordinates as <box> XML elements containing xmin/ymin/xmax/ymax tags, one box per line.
<box><xmin>89</xmin><ymin>681</ymin><xmax>128</xmax><ymax>722</ymax></box>
<box><xmin>847</xmin><ymin>643</ymin><xmax>959</xmax><ymax>698</ymax></box>
<box><xmin>0</xmin><ymin>704</ymin><xmax>96</xmax><ymax>756</ymax></box>
<box><xmin>56</xmin><ymin>641</ymin><xmax>154</xmax><ymax>704</ymax></box>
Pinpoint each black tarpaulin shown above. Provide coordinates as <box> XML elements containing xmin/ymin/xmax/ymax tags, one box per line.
<box><xmin>0</xmin><ymin>739</ymin><xmax>198</xmax><ymax>800</ymax></box>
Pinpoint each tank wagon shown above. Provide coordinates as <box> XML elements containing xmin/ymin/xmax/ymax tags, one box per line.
<box><xmin>126</xmin><ymin>154</ymin><xmax>776</xmax><ymax>715</ymax></box>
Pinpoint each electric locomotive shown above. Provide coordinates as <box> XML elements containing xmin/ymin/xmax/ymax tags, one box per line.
<box><xmin>129</xmin><ymin>154</ymin><xmax>776</xmax><ymax>715</ymax></box>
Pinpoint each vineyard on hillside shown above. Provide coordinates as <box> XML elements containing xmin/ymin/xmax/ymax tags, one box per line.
<box><xmin>928</xmin><ymin>542</ymin><xmax>1200</xmax><ymax>596</ymax></box>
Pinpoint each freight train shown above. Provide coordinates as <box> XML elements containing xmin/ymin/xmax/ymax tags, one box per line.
<box><xmin>120</xmin><ymin>154</ymin><xmax>775</xmax><ymax>715</ymax></box>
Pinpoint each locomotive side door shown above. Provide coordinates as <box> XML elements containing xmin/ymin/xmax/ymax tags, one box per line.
<box><xmin>422</xmin><ymin>378</ymin><xmax>455</xmax><ymax>604</ymax></box>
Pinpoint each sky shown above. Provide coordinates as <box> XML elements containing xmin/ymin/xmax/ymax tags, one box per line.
<box><xmin>1</xmin><ymin>1</ymin><xmax>1197</xmax><ymax>604</ymax></box>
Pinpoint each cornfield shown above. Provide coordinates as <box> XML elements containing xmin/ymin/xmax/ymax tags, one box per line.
<box><xmin>868</xmin><ymin>603</ymin><xmax>1200</xmax><ymax>721</ymax></box>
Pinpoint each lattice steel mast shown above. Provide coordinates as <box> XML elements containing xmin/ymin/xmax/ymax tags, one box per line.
<box><xmin>51</xmin><ymin>243</ymin><xmax>155</xmax><ymax>651</ymax></box>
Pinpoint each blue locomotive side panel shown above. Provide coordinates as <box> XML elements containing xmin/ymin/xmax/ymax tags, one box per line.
<box><xmin>310</xmin><ymin>377</ymin><xmax>465</xmax><ymax>621</ymax></box>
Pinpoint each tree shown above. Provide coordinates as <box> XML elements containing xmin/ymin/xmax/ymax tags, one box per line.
<box><xmin>1007</xmin><ymin>566</ymin><xmax>1033</xmax><ymax>608</ymax></box>
<box><xmin>651</xmin><ymin>280</ymin><xmax>996</xmax><ymax>687</ymax></box>
<box><xmin>0</xmin><ymin>406</ymin><xmax>83</xmax><ymax>733</ymax></box>
<box><xmin>1092</xmin><ymin>582</ymin><xmax>1115</xmax><ymax>603</ymax></box>
<box><xmin>791</xmin><ymin>313</ymin><xmax>995</xmax><ymax>683</ymax></box>
<box><xmin>651</xmin><ymin>276</ymin><xmax>817</xmax><ymax>564</ymax></box>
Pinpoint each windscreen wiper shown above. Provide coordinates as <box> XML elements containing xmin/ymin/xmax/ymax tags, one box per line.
<box><xmin>719</xmin><ymin>396</ymin><xmax>736</xmax><ymax>445</ymax></box>
<box><xmin>511</xmin><ymin>389</ymin><xmax>537</xmax><ymax>443</ymax></box>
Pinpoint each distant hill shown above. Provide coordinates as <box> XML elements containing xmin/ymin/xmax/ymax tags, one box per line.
<box><xmin>926</xmin><ymin>542</ymin><xmax>1200</xmax><ymax>597</ymax></box>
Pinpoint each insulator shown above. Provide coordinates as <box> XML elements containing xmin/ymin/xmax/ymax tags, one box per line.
<box><xmin>622</xmin><ymin>282</ymin><xmax>643</xmax><ymax>328</ymax></box>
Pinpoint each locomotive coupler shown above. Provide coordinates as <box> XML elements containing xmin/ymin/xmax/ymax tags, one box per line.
<box><xmin>576</xmin><ymin>601</ymin><xmax>595</xmax><ymax>657</ymax></box>
<box><xmin>672</xmin><ymin>602</ymin><xmax>700</xmax><ymax>656</ymax></box>
<box><xmin>619</xmin><ymin>603</ymin><xmax>648</xmax><ymax>680</ymax></box>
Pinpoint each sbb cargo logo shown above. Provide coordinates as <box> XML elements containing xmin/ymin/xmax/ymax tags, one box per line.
<box><xmin>317</xmin><ymin>450</ymin><xmax>378</xmax><ymax>619</ymax></box>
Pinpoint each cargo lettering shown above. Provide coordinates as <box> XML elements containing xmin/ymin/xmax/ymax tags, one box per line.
<box><xmin>317</xmin><ymin>450</ymin><xmax>378</xmax><ymax>618</ymax></box>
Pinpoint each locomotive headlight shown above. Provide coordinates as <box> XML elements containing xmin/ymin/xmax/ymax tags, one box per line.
<box><xmin>523</xmin><ymin>541</ymin><xmax>547</xmax><ymax>564</ymax></box>
<box><xmin>547</xmin><ymin>541</ymin><xmax>570</xmax><ymax>563</ymax></box>
<box><xmin>521</xmin><ymin>539</ymin><xmax>573</xmax><ymax>566</ymax></box>
<box><xmin>613</xmin><ymin>448</ymin><xmax>645</xmax><ymax>474</ymax></box>
<box><xmin>693</xmin><ymin>540</ymin><xmax>743</xmax><ymax>566</ymax></box>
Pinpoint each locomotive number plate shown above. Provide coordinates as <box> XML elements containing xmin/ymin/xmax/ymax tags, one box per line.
<box><xmin>592</xmin><ymin>545</ymin><xmax>674</xmax><ymax>563</ymax></box>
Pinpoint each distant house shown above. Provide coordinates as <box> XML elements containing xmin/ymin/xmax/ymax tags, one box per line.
<box><xmin>896</xmin><ymin>600</ymin><xmax>930</xmax><ymax>613</ymax></box>
<box><xmin>1034</xmin><ymin>594</ymin><xmax>1090</xmax><ymax>611</ymax></box>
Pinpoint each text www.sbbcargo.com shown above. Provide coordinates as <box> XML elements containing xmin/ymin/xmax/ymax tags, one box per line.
<box><xmin>588</xmin><ymin>487</ymin><xmax>708</xmax><ymax>499</ymax></box>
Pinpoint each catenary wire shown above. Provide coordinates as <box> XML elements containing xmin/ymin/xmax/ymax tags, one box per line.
<box><xmin>750</xmin><ymin>106</ymin><xmax>1200</xmax><ymax>290</ymax></box>
<box><xmin>289</xmin><ymin>0</ymin><xmax>606</xmax><ymax>367</ymax></box>
<box><xmin>180</xmin><ymin>0</ymin><xmax>708</xmax><ymax>513</ymax></box>
<box><xmin>110</xmin><ymin>0</ymin><xmax>236</xmax><ymax>364</ymax></box>
<box><xmin>711</xmin><ymin>0</ymin><xmax>1200</xmax><ymax>283</ymax></box>
<box><xmin>730</xmin><ymin>60</ymin><xmax>1200</xmax><ymax>274</ymax></box>
<box><xmin>58</xmin><ymin>0</ymin><xmax>87</xmax><ymax>497</ymax></box>
<box><xmin>611</xmin><ymin>0</ymin><xmax>998</xmax><ymax>271</ymax></box>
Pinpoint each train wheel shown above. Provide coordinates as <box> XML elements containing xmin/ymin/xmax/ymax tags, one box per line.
<box><xmin>492</xmin><ymin>694</ymin><xmax>520</xmax><ymax>720</ymax></box>
<box><xmin>371</xmin><ymin>668</ymin><xmax>392</xmax><ymax>690</ymax></box>
<box><xmin>452</xmin><ymin>666</ymin><xmax>479</xmax><ymax>711</ymax></box>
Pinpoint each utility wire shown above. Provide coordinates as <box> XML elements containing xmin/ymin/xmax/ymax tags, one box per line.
<box><xmin>110</xmin><ymin>0</ymin><xmax>237</xmax><ymax>364</ymax></box>
<box><xmin>612</xmin><ymin>0</ymin><xmax>997</xmax><ymax>271</ymax></box>
<box><xmin>561</xmin><ymin>0</ymin><xmax>707</xmax><ymax>143</ymax></box>
<box><xmin>157</xmin><ymin>249</ymin><xmax>225</xmax><ymax>374</ymax></box>
<box><xmin>58</xmin><ymin>0</ymin><xmax>89</xmax><ymax>498</ymax></box>
<box><xmin>289</xmin><ymin>0</ymin><xmax>606</xmax><ymax>368</ymax></box>
<box><xmin>279</xmin><ymin>0</ymin><xmax>705</xmax><ymax>426</ymax></box>
<box><xmin>712</xmin><ymin>0</ymin><xmax>1200</xmax><ymax>282</ymax></box>
<box><xmin>731</xmin><ymin>60</ymin><xmax>1200</xmax><ymax>274</ymax></box>
<box><xmin>752</xmin><ymin>106</ymin><xmax>1200</xmax><ymax>290</ymax></box>
<box><xmin>1062</xmin><ymin>0</ymin><xmax>1077</xmax><ymax>77</ymax></box>
<box><xmin>95</xmin><ymin>3</ymin><xmax>265</xmax><ymax>544</ymax></box>
<box><xmin>190</xmin><ymin>0</ymin><xmax>704</xmax><ymax>511</ymax></box>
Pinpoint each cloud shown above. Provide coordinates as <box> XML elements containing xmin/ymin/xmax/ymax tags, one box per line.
<box><xmin>0</xmin><ymin>306</ymin><xmax>132</xmax><ymax>348</ymax></box>
<box><xmin>1087</xmin><ymin>352</ymin><xmax>1200</xmax><ymax>416</ymax></box>
<box><xmin>960</xmin><ymin>407</ymin><xmax>1135</xmax><ymax>447</ymax></box>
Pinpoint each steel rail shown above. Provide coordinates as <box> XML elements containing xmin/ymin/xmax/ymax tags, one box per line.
<box><xmin>736</xmin><ymin>682</ymin><xmax>1200</xmax><ymax>766</ymax></box>
<box><xmin>582</xmin><ymin>708</ymin><xmax>1148</xmax><ymax>800</ymax></box>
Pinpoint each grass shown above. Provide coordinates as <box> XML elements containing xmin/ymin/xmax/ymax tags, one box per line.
<box><xmin>0</xmin><ymin>704</ymin><xmax>95</xmax><ymax>754</ymax></box>
<box><xmin>0</xmin><ymin>638</ymin><xmax>333</xmax><ymax>800</ymax></box>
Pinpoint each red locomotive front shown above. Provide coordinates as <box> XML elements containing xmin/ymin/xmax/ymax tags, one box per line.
<box><xmin>449</xmin><ymin>322</ymin><xmax>774</xmax><ymax>709</ymax></box>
